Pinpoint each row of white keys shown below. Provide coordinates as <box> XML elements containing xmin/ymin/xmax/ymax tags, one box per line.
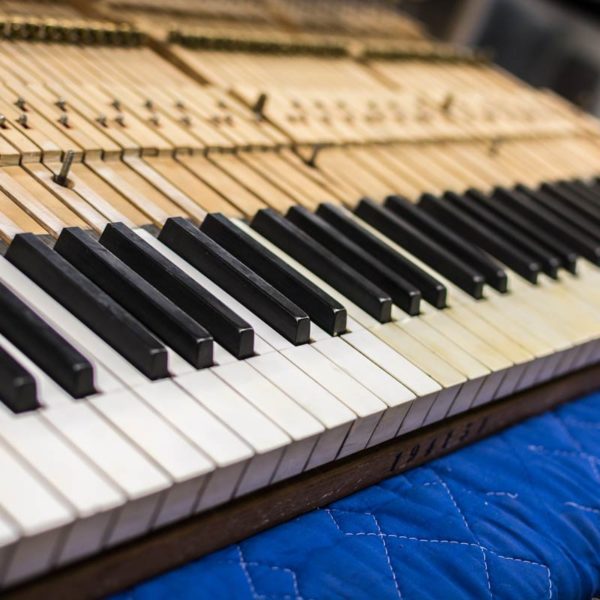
<box><xmin>309</xmin><ymin>333</ymin><xmax>415</xmax><ymax>446</ymax></box>
<box><xmin>416</xmin><ymin>304</ymin><xmax>521</xmax><ymax>411</ymax></box>
<box><xmin>135</xmin><ymin>379</ymin><xmax>254</xmax><ymax>509</ymax></box>
<box><xmin>0</xmin><ymin>408</ymin><xmax>123</xmax><ymax>571</ymax></box>
<box><xmin>135</xmin><ymin>231</ymin><xmax>353</xmax><ymax>470</ymax></box>
<box><xmin>142</xmin><ymin>222</ymin><xmax>429</xmax><ymax>444</ymax></box>
<box><xmin>0</xmin><ymin>250</ymin><xmax>283</xmax><ymax>508</ymax></box>
<box><xmin>346</xmin><ymin>213</ymin><xmax>567</xmax><ymax>392</ymax></box>
<box><xmin>0</xmin><ymin>342</ymin><xmax>174</xmax><ymax>567</ymax></box>
<box><xmin>0</xmin><ymin>239</ymin><xmax>312</xmax><ymax>515</ymax></box>
<box><xmin>393</xmin><ymin>307</ymin><xmax>493</xmax><ymax>417</ymax></box>
<box><xmin>232</xmin><ymin>220</ymin><xmax>457</xmax><ymax>430</ymax></box>
<box><xmin>136</xmin><ymin>228</ymin><xmax>387</xmax><ymax>462</ymax></box>
<box><xmin>0</xmin><ymin>342</ymin><xmax>128</xmax><ymax>577</ymax></box>
<box><xmin>512</xmin><ymin>272</ymin><xmax>600</xmax><ymax>369</ymax></box>
<box><xmin>0</xmin><ymin>428</ymin><xmax>73</xmax><ymax>586</ymax></box>
<box><xmin>144</xmin><ymin>226</ymin><xmax>459</xmax><ymax>452</ymax></box>
<box><xmin>176</xmin><ymin>369</ymin><xmax>291</xmax><ymax>494</ymax></box>
<box><xmin>87</xmin><ymin>389</ymin><xmax>213</xmax><ymax>529</ymax></box>
<box><xmin>0</xmin><ymin>260</ymin><xmax>239</xmax><ymax>530</ymax></box>
<box><xmin>233</xmin><ymin>220</ymin><xmax>452</xmax><ymax>404</ymax></box>
<box><xmin>211</xmin><ymin>360</ymin><xmax>328</xmax><ymax>477</ymax></box>
<box><xmin>0</xmin><ymin>292</ymin><xmax>248</xmax><ymax>570</ymax></box>
<box><xmin>562</xmin><ymin>262</ymin><xmax>600</xmax><ymax>364</ymax></box>
<box><xmin>324</xmin><ymin>214</ymin><xmax>531</xmax><ymax>403</ymax></box>
<box><xmin>482</xmin><ymin>283</ymin><xmax>582</xmax><ymax>376</ymax></box>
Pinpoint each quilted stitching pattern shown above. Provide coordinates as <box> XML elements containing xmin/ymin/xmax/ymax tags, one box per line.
<box><xmin>112</xmin><ymin>390</ymin><xmax>600</xmax><ymax>600</ymax></box>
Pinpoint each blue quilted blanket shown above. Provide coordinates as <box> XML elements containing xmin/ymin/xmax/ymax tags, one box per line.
<box><xmin>113</xmin><ymin>390</ymin><xmax>600</xmax><ymax>600</ymax></box>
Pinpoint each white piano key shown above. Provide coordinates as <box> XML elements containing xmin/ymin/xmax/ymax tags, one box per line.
<box><xmin>42</xmin><ymin>402</ymin><xmax>170</xmax><ymax>548</ymax></box>
<box><xmin>280</xmin><ymin>344</ymin><xmax>385</xmax><ymax>458</ymax></box>
<box><xmin>0</xmin><ymin>439</ymin><xmax>73</xmax><ymax>586</ymax></box>
<box><xmin>89</xmin><ymin>390</ymin><xmax>213</xmax><ymax>528</ymax></box>
<box><xmin>0</xmin><ymin>256</ymin><xmax>142</xmax><ymax>391</ymax></box>
<box><xmin>0</xmin><ymin>414</ymin><xmax>124</xmax><ymax>566</ymax></box>
<box><xmin>341</xmin><ymin>328</ymin><xmax>441</xmax><ymax>432</ymax></box>
<box><xmin>344</xmin><ymin>327</ymin><xmax>442</xmax><ymax>397</ymax></box>
<box><xmin>395</xmin><ymin>317</ymin><xmax>488</xmax><ymax>418</ymax></box>
<box><xmin>135</xmin><ymin>379</ymin><xmax>254</xmax><ymax>511</ymax></box>
<box><xmin>176</xmin><ymin>370</ymin><xmax>290</xmax><ymax>496</ymax></box>
<box><xmin>246</xmin><ymin>351</ymin><xmax>355</xmax><ymax>468</ymax></box>
<box><xmin>213</xmin><ymin>342</ymin><xmax>238</xmax><ymax>365</ymax></box>
<box><xmin>135</xmin><ymin>228</ymin><xmax>285</xmax><ymax>353</ymax></box>
<box><xmin>312</xmin><ymin>336</ymin><xmax>415</xmax><ymax>446</ymax></box>
<box><xmin>166</xmin><ymin>347</ymin><xmax>196</xmax><ymax>376</ymax></box>
<box><xmin>212</xmin><ymin>361</ymin><xmax>323</xmax><ymax>482</ymax></box>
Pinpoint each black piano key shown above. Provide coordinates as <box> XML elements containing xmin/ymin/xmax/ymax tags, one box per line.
<box><xmin>0</xmin><ymin>344</ymin><xmax>39</xmax><ymax>413</ymax></box>
<box><xmin>0</xmin><ymin>279</ymin><xmax>95</xmax><ymax>398</ymax></box>
<box><xmin>100</xmin><ymin>223</ymin><xmax>254</xmax><ymax>359</ymax></box>
<box><xmin>251</xmin><ymin>208</ymin><xmax>393</xmax><ymax>322</ymax></box>
<box><xmin>568</xmin><ymin>179</ymin><xmax>600</xmax><ymax>208</ymax></box>
<box><xmin>467</xmin><ymin>188</ymin><xmax>578</xmax><ymax>274</ymax></box>
<box><xmin>386</xmin><ymin>194</ymin><xmax>509</xmax><ymax>292</ymax></box>
<box><xmin>316</xmin><ymin>203</ymin><xmax>447</xmax><ymax>308</ymax></box>
<box><xmin>159</xmin><ymin>217</ymin><xmax>311</xmax><ymax>345</ymax></box>
<box><xmin>547</xmin><ymin>182</ymin><xmax>600</xmax><ymax>225</ymax></box>
<box><xmin>519</xmin><ymin>185</ymin><xmax>600</xmax><ymax>242</ymax></box>
<box><xmin>355</xmin><ymin>198</ymin><xmax>485</xmax><ymax>298</ymax></box>
<box><xmin>420</xmin><ymin>193</ymin><xmax>542</xmax><ymax>284</ymax></box>
<box><xmin>7</xmin><ymin>234</ymin><xmax>169</xmax><ymax>380</ymax></box>
<box><xmin>200</xmin><ymin>213</ymin><xmax>347</xmax><ymax>336</ymax></box>
<box><xmin>448</xmin><ymin>191</ymin><xmax>560</xmax><ymax>279</ymax></box>
<box><xmin>505</xmin><ymin>185</ymin><xmax>600</xmax><ymax>264</ymax></box>
<box><xmin>55</xmin><ymin>227</ymin><xmax>213</xmax><ymax>369</ymax></box>
<box><xmin>515</xmin><ymin>184</ymin><xmax>600</xmax><ymax>264</ymax></box>
<box><xmin>286</xmin><ymin>205</ymin><xmax>421</xmax><ymax>315</ymax></box>
<box><xmin>590</xmin><ymin>178</ymin><xmax>600</xmax><ymax>197</ymax></box>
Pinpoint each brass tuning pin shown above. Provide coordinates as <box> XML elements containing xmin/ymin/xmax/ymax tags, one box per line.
<box><xmin>53</xmin><ymin>150</ymin><xmax>74</xmax><ymax>187</ymax></box>
<box><xmin>253</xmin><ymin>93</ymin><xmax>268</xmax><ymax>121</ymax></box>
<box><xmin>15</xmin><ymin>96</ymin><xmax>26</xmax><ymax>111</ymax></box>
<box><xmin>16</xmin><ymin>113</ymin><xmax>28</xmax><ymax>128</ymax></box>
<box><xmin>488</xmin><ymin>137</ymin><xmax>502</xmax><ymax>157</ymax></box>
<box><xmin>441</xmin><ymin>93</ymin><xmax>454</xmax><ymax>114</ymax></box>
<box><xmin>305</xmin><ymin>143</ymin><xmax>323</xmax><ymax>168</ymax></box>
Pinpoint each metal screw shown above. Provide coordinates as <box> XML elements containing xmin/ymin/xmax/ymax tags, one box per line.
<box><xmin>53</xmin><ymin>150</ymin><xmax>75</xmax><ymax>187</ymax></box>
<box><xmin>253</xmin><ymin>93</ymin><xmax>267</xmax><ymax>121</ymax></box>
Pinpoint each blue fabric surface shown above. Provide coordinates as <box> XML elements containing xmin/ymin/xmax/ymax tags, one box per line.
<box><xmin>113</xmin><ymin>390</ymin><xmax>600</xmax><ymax>600</ymax></box>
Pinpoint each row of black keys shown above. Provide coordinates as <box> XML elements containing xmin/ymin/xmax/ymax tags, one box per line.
<box><xmin>1</xmin><ymin>177</ymin><xmax>599</xmax><ymax>414</ymax></box>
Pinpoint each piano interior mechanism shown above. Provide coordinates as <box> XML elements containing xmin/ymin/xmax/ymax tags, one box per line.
<box><xmin>0</xmin><ymin>0</ymin><xmax>599</xmax><ymax>597</ymax></box>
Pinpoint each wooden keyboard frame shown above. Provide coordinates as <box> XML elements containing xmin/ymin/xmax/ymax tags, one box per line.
<box><xmin>6</xmin><ymin>363</ymin><xmax>600</xmax><ymax>600</ymax></box>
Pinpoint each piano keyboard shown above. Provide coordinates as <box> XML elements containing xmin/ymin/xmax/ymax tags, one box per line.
<box><xmin>0</xmin><ymin>0</ymin><xmax>599</xmax><ymax>595</ymax></box>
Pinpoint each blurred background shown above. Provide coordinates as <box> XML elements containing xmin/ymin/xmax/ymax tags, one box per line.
<box><xmin>402</xmin><ymin>0</ymin><xmax>600</xmax><ymax>115</ymax></box>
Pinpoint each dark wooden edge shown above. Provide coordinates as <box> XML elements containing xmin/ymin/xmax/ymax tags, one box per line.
<box><xmin>6</xmin><ymin>365</ymin><xmax>600</xmax><ymax>600</ymax></box>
